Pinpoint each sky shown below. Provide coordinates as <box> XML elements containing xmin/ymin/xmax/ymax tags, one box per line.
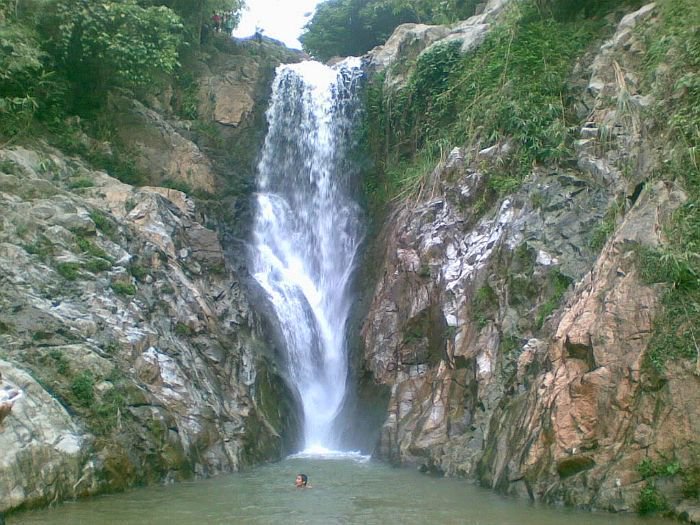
<box><xmin>232</xmin><ymin>0</ymin><xmax>324</xmax><ymax>49</ymax></box>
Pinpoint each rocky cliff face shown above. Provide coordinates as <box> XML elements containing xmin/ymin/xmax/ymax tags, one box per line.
<box><xmin>360</xmin><ymin>2</ymin><xmax>699</xmax><ymax>518</ymax></box>
<box><xmin>0</xmin><ymin>40</ymin><xmax>301</xmax><ymax>514</ymax></box>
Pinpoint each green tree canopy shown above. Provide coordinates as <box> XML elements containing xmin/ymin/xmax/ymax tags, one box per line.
<box><xmin>300</xmin><ymin>0</ymin><xmax>478</xmax><ymax>61</ymax></box>
<box><xmin>144</xmin><ymin>0</ymin><xmax>245</xmax><ymax>44</ymax></box>
<box><xmin>0</xmin><ymin>2</ymin><xmax>51</xmax><ymax>137</ymax></box>
<box><xmin>42</xmin><ymin>0</ymin><xmax>184</xmax><ymax>110</ymax></box>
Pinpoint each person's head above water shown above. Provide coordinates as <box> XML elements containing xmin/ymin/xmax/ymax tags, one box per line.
<box><xmin>295</xmin><ymin>473</ymin><xmax>308</xmax><ymax>488</ymax></box>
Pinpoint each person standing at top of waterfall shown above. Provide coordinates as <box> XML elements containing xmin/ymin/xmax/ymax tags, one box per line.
<box><xmin>223</xmin><ymin>12</ymin><xmax>235</xmax><ymax>35</ymax></box>
<box><xmin>295</xmin><ymin>473</ymin><xmax>311</xmax><ymax>488</ymax></box>
<box><xmin>211</xmin><ymin>11</ymin><xmax>221</xmax><ymax>32</ymax></box>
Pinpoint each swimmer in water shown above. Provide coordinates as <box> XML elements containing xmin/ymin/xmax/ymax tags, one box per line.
<box><xmin>295</xmin><ymin>473</ymin><xmax>311</xmax><ymax>488</ymax></box>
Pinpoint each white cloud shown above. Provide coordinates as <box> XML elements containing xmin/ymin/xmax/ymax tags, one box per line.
<box><xmin>233</xmin><ymin>0</ymin><xmax>322</xmax><ymax>49</ymax></box>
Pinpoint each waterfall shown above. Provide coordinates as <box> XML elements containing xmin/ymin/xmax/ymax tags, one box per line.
<box><xmin>249</xmin><ymin>58</ymin><xmax>364</xmax><ymax>451</ymax></box>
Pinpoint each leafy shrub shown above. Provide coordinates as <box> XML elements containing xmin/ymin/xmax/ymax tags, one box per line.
<box><xmin>92</xmin><ymin>387</ymin><xmax>127</xmax><ymax>434</ymax></box>
<box><xmin>24</xmin><ymin>236</ymin><xmax>54</xmax><ymax>260</ymax></box>
<box><xmin>174</xmin><ymin>322</ymin><xmax>193</xmax><ymax>336</ymax></box>
<box><xmin>42</xmin><ymin>0</ymin><xmax>184</xmax><ymax>112</ymax></box>
<box><xmin>0</xmin><ymin>320</ymin><xmax>13</xmax><ymax>334</ymax></box>
<box><xmin>76</xmin><ymin>237</ymin><xmax>110</xmax><ymax>259</ymax></box>
<box><xmin>56</xmin><ymin>262</ymin><xmax>81</xmax><ymax>280</ymax></box>
<box><xmin>472</xmin><ymin>283</ymin><xmax>499</xmax><ymax>328</ymax></box>
<box><xmin>636</xmin><ymin>483</ymin><xmax>668</xmax><ymax>515</ymax></box>
<box><xmin>111</xmin><ymin>281</ymin><xmax>136</xmax><ymax>296</ymax></box>
<box><xmin>174</xmin><ymin>71</ymin><xmax>199</xmax><ymax>120</ymax></box>
<box><xmin>71</xmin><ymin>371</ymin><xmax>95</xmax><ymax>406</ymax></box>
<box><xmin>67</xmin><ymin>178</ymin><xmax>94</xmax><ymax>189</ymax></box>
<box><xmin>32</xmin><ymin>331</ymin><xmax>52</xmax><ymax>341</ymax></box>
<box><xmin>84</xmin><ymin>257</ymin><xmax>112</xmax><ymax>273</ymax></box>
<box><xmin>589</xmin><ymin>200</ymin><xmax>623</xmax><ymax>251</ymax></box>
<box><xmin>90</xmin><ymin>210</ymin><xmax>117</xmax><ymax>237</ymax></box>
<box><xmin>682</xmin><ymin>464</ymin><xmax>700</xmax><ymax>499</ymax></box>
<box><xmin>162</xmin><ymin>178</ymin><xmax>193</xmax><ymax>194</ymax></box>
<box><xmin>49</xmin><ymin>349</ymin><xmax>70</xmax><ymax>375</ymax></box>
<box><xmin>635</xmin><ymin>0</ymin><xmax>699</xmax><ymax>373</ymax></box>
<box><xmin>637</xmin><ymin>458</ymin><xmax>681</xmax><ymax>479</ymax></box>
<box><xmin>0</xmin><ymin>16</ymin><xmax>45</xmax><ymax>137</ymax></box>
<box><xmin>129</xmin><ymin>263</ymin><xmax>149</xmax><ymax>282</ymax></box>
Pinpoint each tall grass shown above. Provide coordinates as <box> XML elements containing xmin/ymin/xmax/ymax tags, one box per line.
<box><xmin>362</xmin><ymin>1</ymin><xmax>609</xmax><ymax>210</ymax></box>
<box><xmin>637</xmin><ymin>0</ymin><xmax>700</xmax><ymax>372</ymax></box>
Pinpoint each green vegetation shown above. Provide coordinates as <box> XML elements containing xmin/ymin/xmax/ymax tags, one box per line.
<box><xmin>24</xmin><ymin>235</ymin><xmax>54</xmax><ymax>260</ymax></box>
<box><xmin>45</xmin><ymin>0</ymin><xmax>182</xmax><ymax>111</ymax></box>
<box><xmin>174</xmin><ymin>71</ymin><xmax>200</xmax><ymax>120</ymax></box>
<box><xmin>589</xmin><ymin>198</ymin><xmax>624</xmax><ymax>251</ymax></box>
<box><xmin>637</xmin><ymin>457</ymin><xmax>681</xmax><ymax>479</ymax></box>
<box><xmin>85</xmin><ymin>257</ymin><xmax>113</xmax><ymax>273</ymax></box>
<box><xmin>92</xmin><ymin>387</ymin><xmax>128</xmax><ymax>433</ymax></box>
<box><xmin>68</xmin><ymin>177</ymin><xmax>95</xmax><ymax>190</ymax></box>
<box><xmin>49</xmin><ymin>348</ymin><xmax>70</xmax><ymax>375</ymax></box>
<box><xmin>636</xmin><ymin>0</ymin><xmax>699</xmax><ymax>373</ymax></box>
<box><xmin>76</xmin><ymin>237</ymin><xmax>109</xmax><ymax>259</ymax></box>
<box><xmin>162</xmin><ymin>178</ymin><xmax>194</xmax><ymax>194</ymax></box>
<box><xmin>682</xmin><ymin>463</ymin><xmax>700</xmax><ymax>499</ymax></box>
<box><xmin>0</xmin><ymin>10</ymin><xmax>47</xmax><ymax>139</ymax></box>
<box><xmin>636</xmin><ymin>483</ymin><xmax>668</xmax><ymax>515</ymax></box>
<box><xmin>301</xmin><ymin>0</ymin><xmax>481</xmax><ymax>61</ymax></box>
<box><xmin>535</xmin><ymin>269</ymin><xmax>572</xmax><ymax>329</ymax></box>
<box><xmin>56</xmin><ymin>261</ymin><xmax>81</xmax><ymax>280</ymax></box>
<box><xmin>0</xmin><ymin>0</ymin><xmax>244</xmax><ymax>142</ymax></box>
<box><xmin>506</xmin><ymin>244</ymin><xmax>538</xmax><ymax>305</ymax></box>
<box><xmin>90</xmin><ymin>210</ymin><xmax>117</xmax><ymax>238</ymax></box>
<box><xmin>0</xmin><ymin>320</ymin><xmax>13</xmax><ymax>334</ymax></box>
<box><xmin>472</xmin><ymin>283</ymin><xmax>498</xmax><ymax>328</ymax></box>
<box><xmin>111</xmin><ymin>281</ymin><xmax>137</xmax><ymax>296</ymax></box>
<box><xmin>31</xmin><ymin>330</ymin><xmax>51</xmax><ymax>341</ymax></box>
<box><xmin>362</xmin><ymin>1</ymin><xmax>629</xmax><ymax>212</ymax></box>
<box><xmin>301</xmin><ymin>0</ymin><xmax>644</xmax><ymax>60</ymax></box>
<box><xmin>174</xmin><ymin>322</ymin><xmax>193</xmax><ymax>336</ymax></box>
<box><xmin>129</xmin><ymin>263</ymin><xmax>149</xmax><ymax>282</ymax></box>
<box><xmin>70</xmin><ymin>370</ymin><xmax>95</xmax><ymax>406</ymax></box>
<box><xmin>635</xmin><ymin>456</ymin><xmax>690</xmax><ymax>515</ymax></box>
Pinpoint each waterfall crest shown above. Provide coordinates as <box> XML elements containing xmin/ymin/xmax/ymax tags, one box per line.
<box><xmin>249</xmin><ymin>58</ymin><xmax>364</xmax><ymax>451</ymax></box>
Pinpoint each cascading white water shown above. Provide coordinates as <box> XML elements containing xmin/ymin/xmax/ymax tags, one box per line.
<box><xmin>249</xmin><ymin>58</ymin><xmax>364</xmax><ymax>451</ymax></box>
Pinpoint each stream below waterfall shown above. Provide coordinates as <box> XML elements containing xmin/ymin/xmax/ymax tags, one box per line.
<box><xmin>10</xmin><ymin>455</ymin><xmax>673</xmax><ymax>525</ymax></box>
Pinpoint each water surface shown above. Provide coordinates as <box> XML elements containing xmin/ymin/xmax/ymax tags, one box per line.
<box><xmin>10</xmin><ymin>455</ymin><xmax>673</xmax><ymax>525</ymax></box>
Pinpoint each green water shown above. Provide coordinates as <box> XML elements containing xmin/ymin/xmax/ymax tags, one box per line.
<box><xmin>10</xmin><ymin>454</ymin><xmax>672</xmax><ymax>525</ymax></box>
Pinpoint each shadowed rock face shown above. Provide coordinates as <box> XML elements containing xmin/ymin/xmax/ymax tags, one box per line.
<box><xmin>360</xmin><ymin>2</ymin><xmax>700</xmax><ymax>516</ymax></box>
